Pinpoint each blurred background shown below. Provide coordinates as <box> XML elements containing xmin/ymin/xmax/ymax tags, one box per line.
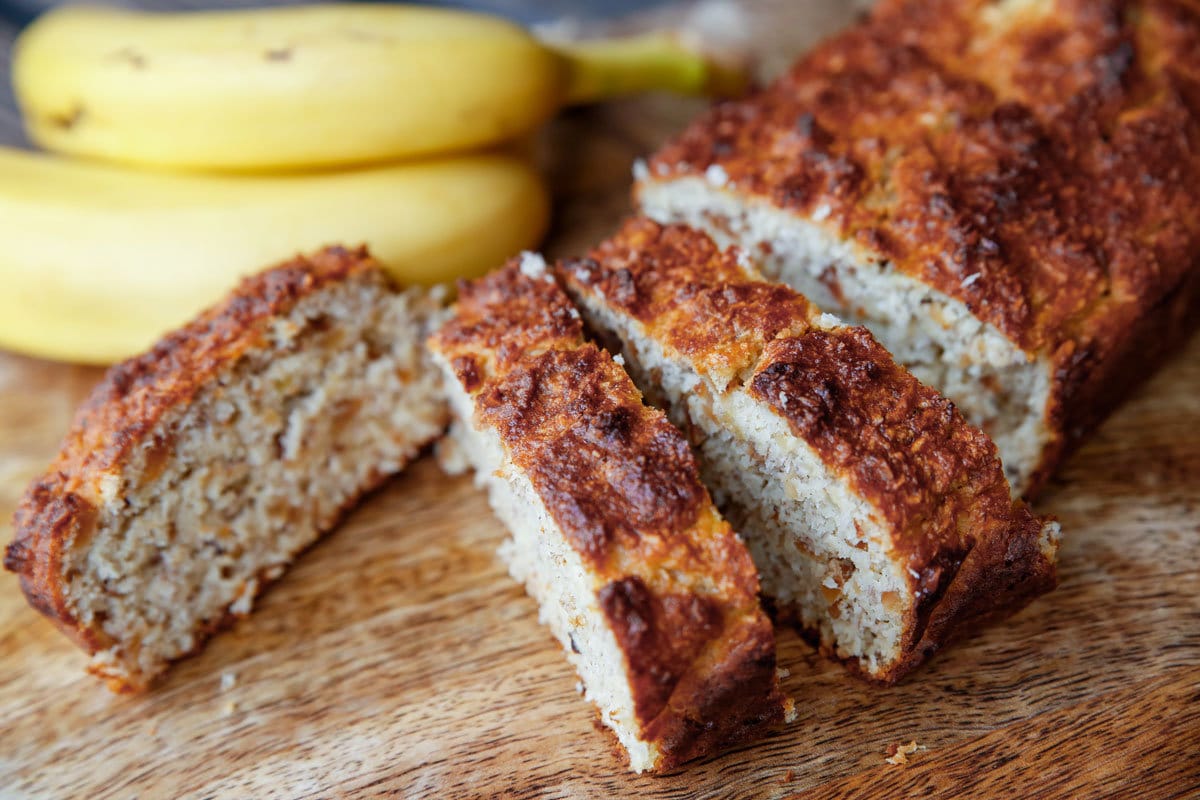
<box><xmin>0</xmin><ymin>0</ymin><xmax>876</xmax><ymax>148</ymax></box>
<box><xmin>0</xmin><ymin>0</ymin><xmax>684</xmax><ymax>146</ymax></box>
<box><xmin>0</xmin><ymin>0</ymin><xmax>678</xmax><ymax>24</ymax></box>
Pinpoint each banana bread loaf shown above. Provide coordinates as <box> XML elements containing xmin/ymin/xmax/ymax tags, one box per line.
<box><xmin>637</xmin><ymin>0</ymin><xmax>1200</xmax><ymax>495</ymax></box>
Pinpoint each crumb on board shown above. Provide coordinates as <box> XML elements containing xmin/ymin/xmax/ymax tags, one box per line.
<box><xmin>885</xmin><ymin>740</ymin><xmax>927</xmax><ymax>765</ymax></box>
<box><xmin>220</xmin><ymin>671</ymin><xmax>237</xmax><ymax>691</ymax></box>
<box><xmin>222</xmin><ymin>701</ymin><xmax>239</xmax><ymax>716</ymax></box>
<box><xmin>781</xmin><ymin>768</ymin><xmax>795</xmax><ymax>783</ymax></box>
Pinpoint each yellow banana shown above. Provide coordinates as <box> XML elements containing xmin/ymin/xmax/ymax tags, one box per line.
<box><xmin>14</xmin><ymin>4</ymin><xmax>743</xmax><ymax>172</ymax></box>
<box><xmin>0</xmin><ymin>146</ymin><xmax>549</xmax><ymax>364</ymax></box>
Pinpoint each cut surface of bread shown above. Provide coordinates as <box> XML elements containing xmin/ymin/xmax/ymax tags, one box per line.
<box><xmin>637</xmin><ymin>0</ymin><xmax>1200</xmax><ymax>495</ymax></box>
<box><xmin>559</xmin><ymin>218</ymin><xmax>1059</xmax><ymax>683</ymax></box>
<box><xmin>428</xmin><ymin>254</ymin><xmax>791</xmax><ymax>772</ymax></box>
<box><xmin>4</xmin><ymin>246</ymin><xmax>448</xmax><ymax>691</ymax></box>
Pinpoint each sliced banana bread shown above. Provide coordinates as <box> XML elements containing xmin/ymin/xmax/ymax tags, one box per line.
<box><xmin>428</xmin><ymin>253</ymin><xmax>792</xmax><ymax>772</ymax></box>
<box><xmin>559</xmin><ymin>218</ymin><xmax>1059</xmax><ymax>683</ymax></box>
<box><xmin>4</xmin><ymin>246</ymin><xmax>448</xmax><ymax>691</ymax></box>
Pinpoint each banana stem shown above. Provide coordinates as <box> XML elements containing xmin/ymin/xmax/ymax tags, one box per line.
<box><xmin>552</xmin><ymin>33</ymin><xmax>749</xmax><ymax>105</ymax></box>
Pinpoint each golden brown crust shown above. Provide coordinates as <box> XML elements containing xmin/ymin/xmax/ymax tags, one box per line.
<box><xmin>478</xmin><ymin>346</ymin><xmax>709</xmax><ymax>568</ymax></box>
<box><xmin>752</xmin><ymin>331</ymin><xmax>1056</xmax><ymax>680</ymax></box>
<box><xmin>563</xmin><ymin>223</ymin><xmax>814</xmax><ymax>387</ymax></box>
<box><xmin>6</xmin><ymin>483</ymin><xmax>104</xmax><ymax>655</ymax></box>
<box><xmin>429</xmin><ymin>259</ymin><xmax>789</xmax><ymax>769</ymax></box>
<box><xmin>750</xmin><ymin>329</ymin><xmax>1011</xmax><ymax>567</ymax></box>
<box><xmin>561</xmin><ymin>218</ymin><xmax>1057</xmax><ymax>683</ymax></box>
<box><xmin>3</xmin><ymin>246</ymin><xmax>395</xmax><ymax>689</ymax></box>
<box><xmin>599</xmin><ymin>576</ymin><xmax>784</xmax><ymax>768</ymax></box>
<box><xmin>644</xmin><ymin>0</ymin><xmax>1200</xmax><ymax>492</ymax></box>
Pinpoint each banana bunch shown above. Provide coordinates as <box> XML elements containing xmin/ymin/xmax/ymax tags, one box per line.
<box><xmin>1</xmin><ymin>4</ymin><xmax>742</xmax><ymax>364</ymax></box>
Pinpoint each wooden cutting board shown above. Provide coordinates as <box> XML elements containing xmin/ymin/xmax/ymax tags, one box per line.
<box><xmin>2</xmin><ymin>4</ymin><xmax>1199</xmax><ymax>798</ymax></box>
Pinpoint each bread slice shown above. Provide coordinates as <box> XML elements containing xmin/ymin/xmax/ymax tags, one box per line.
<box><xmin>428</xmin><ymin>254</ymin><xmax>792</xmax><ymax>772</ymax></box>
<box><xmin>4</xmin><ymin>246</ymin><xmax>448</xmax><ymax>691</ymax></box>
<box><xmin>558</xmin><ymin>218</ymin><xmax>1059</xmax><ymax>683</ymax></box>
<box><xmin>636</xmin><ymin>0</ymin><xmax>1200</xmax><ymax>495</ymax></box>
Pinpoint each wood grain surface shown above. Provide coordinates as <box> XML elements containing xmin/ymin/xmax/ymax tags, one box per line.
<box><xmin>1</xmin><ymin>3</ymin><xmax>1199</xmax><ymax>798</ymax></box>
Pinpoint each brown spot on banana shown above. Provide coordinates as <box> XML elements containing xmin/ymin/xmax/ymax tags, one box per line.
<box><xmin>47</xmin><ymin>105</ymin><xmax>85</xmax><ymax>131</ymax></box>
<box><xmin>109</xmin><ymin>48</ymin><xmax>147</xmax><ymax>69</ymax></box>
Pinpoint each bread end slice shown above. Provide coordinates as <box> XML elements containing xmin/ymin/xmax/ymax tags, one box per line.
<box><xmin>4</xmin><ymin>246</ymin><xmax>448</xmax><ymax>691</ymax></box>
<box><xmin>428</xmin><ymin>254</ymin><xmax>791</xmax><ymax>772</ymax></box>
